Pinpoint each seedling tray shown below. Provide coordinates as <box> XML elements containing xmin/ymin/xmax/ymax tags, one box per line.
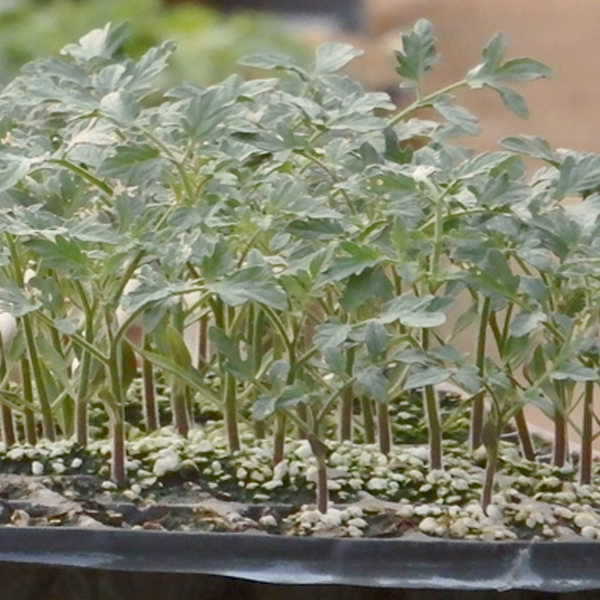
<box><xmin>0</xmin><ymin>526</ymin><xmax>599</xmax><ymax>593</ymax></box>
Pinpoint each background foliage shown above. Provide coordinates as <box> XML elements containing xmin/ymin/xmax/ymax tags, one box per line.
<box><xmin>0</xmin><ymin>0</ymin><xmax>310</xmax><ymax>85</ymax></box>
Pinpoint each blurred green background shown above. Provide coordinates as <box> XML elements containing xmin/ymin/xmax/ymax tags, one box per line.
<box><xmin>0</xmin><ymin>0</ymin><xmax>312</xmax><ymax>85</ymax></box>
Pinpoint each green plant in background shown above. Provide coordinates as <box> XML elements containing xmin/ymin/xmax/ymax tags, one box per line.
<box><xmin>0</xmin><ymin>0</ymin><xmax>311</xmax><ymax>86</ymax></box>
<box><xmin>2</xmin><ymin>18</ymin><xmax>600</xmax><ymax>522</ymax></box>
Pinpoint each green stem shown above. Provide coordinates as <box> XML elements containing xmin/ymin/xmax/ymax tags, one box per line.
<box><xmin>0</xmin><ymin>404</ymin><xmax>14</xmax><ymax>447</ymax></box>
<box><xmin>481</xmin><ymin>447</ymin><xmax>498</xmax><ymax>509</ymax></box>
<box><xmin>377</xmin><ymin>402</ymin><xmax>391</xmax><ymax>455</ymax></box>
<box><xmin>361</xmin><ymin>397</ymin><xmax>376</xmax><ymax>444</ymax></box>
<box><xmin>197</xmin><ymin>314</ymin><xmax>208</xmax><ymax>370</ymax></box>
<box><xmin>6</xmin><ymin>236</ymin><xmax>55</xmax><ymax>441</ymax></box>
<box><xmin>142</xmin><ymin>334</ymin><xmax>159</xmax><ymax>431</ymax></box>
<box><xmin>49</xmin><ymin>159</ymin><xmax>114</xmax><ymax>198</ymax></box>
<box><xmin>250</xmin><ymin>306</ymin><xmax>265</xmax><ymax>439</ymax></box>
<box><xmin>388</xmin><ymin>80</ymin><xmax>467</xmax><ymax>127</ymax></box>
<box><xmin>171</xmin><ymin>379</ymin><xmax>190</xmax><ymax>436</ymax></box>
<box><xmin>0</xmin><ymin>347</ymin><xmax>15</xmax><ymax>446</ymax></box>
<box><xmin>273</xmin><ymin>413</ymin><xmax>286</xmax><ymax>466</ymax></box>
<box><xmin>142</xmin><ymin>128</ymin><xmax>196</xmax><ymax>204</ymax></box>
<box><xmin>514</xmin><ymin>409</ymin><xmax>536</xmax><ymax>461</ymax></box>
<box><xmin>553</xmin><ymin>381</ymin><xmax>567</xmax><ymax>467</ymax></box>
<box><xmin>580</xmin><ymin>380</ymin><xmax>594</xmax><ymax>485</ymax></box>
<box><xmin>213</xmin><ymin>300</ymin><xmax>240</xmax><ymax>454</ymax></box>
<box><xmin>20</xmin><ymin>358</ymin><xmax>37</xmax><ymax>445</ymax></box>
<box><xmin>339</xmin><ymin>347</ymin><xmax>355</xmax><ymax>441</ymax></box>
<box><xmin>315</xmin><ymin>451</ymin><xmax>329</xmax><ymax>513</ymax></box>
<box><xmin>49</xmin><ymin>323</ymin><xmax>74</xmax><ymax>438</ymax></box>
<box><xmin>74</xmin><ymin>283</ymin><xmax>94</xmax><ymax>446</ymax></box>
<box><xmin>22</xmin><ymin>317</ymin><xmax>55</xmax><ymax>441</ymax></box>
<box><xmin>107</xmin><ymin>315</ymin><xmax>127</xmax><ymax>487</ymax></box>
<box><xmin>471</xmin><ymin>296</ymin><xmax>491</xmax><ymax>451</ymax></box>
<box><xmin>422</xmin><ymin>328</ymin><xmax>443</xmax><ymax>470</ymax></box>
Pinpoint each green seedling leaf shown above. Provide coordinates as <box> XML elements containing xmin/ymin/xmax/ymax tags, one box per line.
<box><xmin>252</xmin><ymin>395</ymin><xmax>277</xmax><ymax>422</ymax></box>
<box><xmin>356</xmin><ymin>366</ymin><xmax>388</xmax><ymax>403</ymax></box>
<box><xmin>156</xmin><ymin>323</ymin><xmax>192</xmax><ymax>370</ymax></box>
<box><xmin>100</xmin><ymin>90</ymin><xmax>140</xmax><ymax>125</ymax></box>
<box><xmin>519</xmin><ymin>276</ymin><xmax>550</xmax><ymax>305</ymax></box>
<box><xmin>380</xmin><ymin>293</ymin><xmax>453</xmax><ymax>328</ymax></box>
<box><xmin>383</xmin><ymin>128</ymin><xmax>412</xmax><ymax>164</ymax></box>
<box><xmin>340</xmin><ymin>266</ymin><xmax>394</xmax><ymax>312</ymax></box>
<box><xmin>34</xmin><ymin>336</ymin><xmax>74</xmax><ymax>397</ymax></box>
<box><xmin>494</xmin><ymin>58</ymin><xmax>553</xmax><ymax>82</ymax></box>
<box><xmin>453</xmin><ymin>365</ymin><xmax>482</xmax><ymax>394</ymax></box>
<box><xmin>453</xmin><ymin>151</ymin><xmax>513</xmax><ymax>180</ymax></box>
<box><xmin>467</xmin><ymin>33</ymin><xmax>551</xmax><ymax>117</ymax></box>
<box><xmin>238</xmin><ymin>53</ymin><xmax>308</xmax><ymax>80</ymax></box>
<box><xmin>285</xmin><ymin>218</ymin><xmax>344</xmax><ymax>240</ymax></box>
<box><xmin>207</xmin><ymin>266</ymin><xmax>287</xmax><ymax>311</ymax></box>
<box><xmin>0</xmin><ymin>154</ymin><xmax>29</xmax><ymax>193</ymax></box>
<box><xmin>25</xmin><ymin>236</ymin><xmax>89</xmax><ymax>276</ymax></box>
<box><xmin>314</xmin><ymin>322</ymin><xmax>352</xmax><ymax>350</ymax></box>
<box><xmin>365</xmin><ymin>321</ymin><xmax>388</xmax><ymax>360</ymax></box>
<box><xmin>401</xmin><ymin>310</ymin><xmax>447</xmax><ymax>329</ymax></box>
<box><xmin>390</xmin><ymin>347</ymin><xmax>428</xmax><ymax>364</ymax></box>
<box><xmin>61</xmin><ymin>22</ymin><xmax>130</xmax><ymax>62</ymax></box>
<box><xmin>433</xmin><ymin>95</ymin><xmax>481</xmax><ymax>136</ymax></box>
<box><xmin>467</xmin><ymin>33</ymin><xmax>507</xmax><ymax>88</ymax></box>
<box><xmin>134</xmin><ymin>345</ymin><xmax>221</xmax><ymax>406</ymax></box>
<box><xmin>54</xmin><ymin>316</ymin><xmax>80</xmax><ymax>336</ymax></box>
<box><xmin>394</xmin><ymin>19</ymin><xmax>439</xmax><ymax>82</ymax></box>
<box><xmin>552</xmin><ymin>363</ymin><xmax>599</xmax><ymax>382</ymax></box>
<box><xmin>451</xmin><ymin>303</ymin><xmax>479</xmax><ymax>338</ymax></box>
<box><xmin>121</xmin><ymin>280</ymin><xmax>192</xmax><ymax>314</ymax></box>
<box><xmin>317</xmin><ymin>246</ymin><xmax>381</xmax><ymax>286</ymax></box>
<box><xmin>554</xmin><ymin>153</ymin><xmax>600</xmax><ymax>198</ymax></box>
<box><xmin>100</xmin><ymin>144</ymin><xmax>163</xmax><ymax>185</ymax></box>
<box><xmin>0</xmin><ymin>388</ymin><xmax>40</xmax><ymax>415</ymax></box>
<box><xmin>267</xmin><ymin>359</ymin><xmax>290</xmax><ymax>389</ymax></box>
<box><xmin>509</xmin><ymin>311</ymin><xmax>546</xmax><ymax>338</ymax></box>
<box><xmin>66</xmin><ymin>218</ymin><xmax>120</xmax><ymax>245</ymax></box>
<box><xmin>489</xmin><ymin>83</ymin><xmax>529</xmax><ymax>118</ymax></box>
<box><xmin>200</xmin><ymin>237</ymin><xmax>234</xmax><ymax>283</ymax></box>
<box><xmin>501</xmin><ymin>135</ymin><xmax>558</xmax><ymax>163</ymax></box>
<box><xmin>322</xmin><ymin>347</ymin><xmax>346</xmax><ymax>375</ymax></box>
<box><xmin>209</xmin><ymin>326</ymin><xmax>253</xmax><ymax>380</ymax></box>
<box><xmin>182</xmin><ymin>87</ymin><xmax>231</xmax><ymax>141</ymax></box>
<box><xmin>404</xmin><ymin>366</ymin><xmax>451</xmax><ymax>390</ymax></box>
<box><xmin>314</xmin><ymin>43</ymin><xmax>363</xmax><ymax>75</ymax></box>
<box><xmin>253</xmin><ymin>383</ymin><xmax>310</xmax><ymax>421</ymax></box>
<box><xmin>0</xmin><ymin>282</ymin><xmax>41</xmax><ymax>317</ymax></box>
<box><xmin>469</xmin><ymin>249</ymin><xmax>520</xmax><ymax>300</ymax></box>
<box><xmin>130</xmin><ymin>41</ymin><xmax>177</xmax><ymax>90</ymax></box>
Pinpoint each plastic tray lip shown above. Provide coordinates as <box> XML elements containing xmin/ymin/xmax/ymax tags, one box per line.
<box><xmin>0</xmin><ymin>527</ymin><xmax>599</xmax><ymax>592</ymax></box>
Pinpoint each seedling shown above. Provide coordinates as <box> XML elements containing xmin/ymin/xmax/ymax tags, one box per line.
<box><xmin>1</xmin><ymin>19</ymin><xmax>599</xmax><ymax>529</ymax></box>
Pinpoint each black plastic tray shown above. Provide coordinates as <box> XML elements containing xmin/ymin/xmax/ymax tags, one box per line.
<box><xmin>0</xmin><ymin>528</ymin><xmax>599</xmax><ymax>593</ymax></box>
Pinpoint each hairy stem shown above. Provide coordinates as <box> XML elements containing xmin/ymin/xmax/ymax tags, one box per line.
<box><xmin>553</xmin><ymin>383</ymin><xmax>567</xmax><ymax>467</ymax></box>
<box><xmin>471</xmin><ymin>296</ymin><xmax>491</xmax><ymax>451</ymax></box>
<box><xmin>20</xmin><ymin>359</ymin><xmax>37</xmax><ymax>445</ymax></box>
<box><xmin>142</xmin><ymin>335</ymin><xmax>159</xmax><ymax>431</ymax></box>
<box><xmin>514</xmin><ymin>409</ymin><xmax>536</xmax><ymax>461</ymax></box>
<box><xmin>273</xmin><ymin>413</ymin><xmax>286</xmax><ymax>466</ymax></box>
<box><xmin>377</xmin><ymin>402</ymin><xmax>391</xmax><ymax>455</ymax></box>
<box><xmin>580</xmin><ymin>380</ymin><xmax>594</xmax><ymax>485</ymax></box>
<box><xmin>422</xmin><ymin>329</ymin><xmax>443</xmax><ymax>470</ymax></box>
<box><xmin>339</xmin><ymin>347</ymin><xmax>355</xmax><ymax>441</ymax></box>
<box><xmin>361</xmin><ymin>397</ymin><xmax>376</xmax><ymax>444</ymax></box>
